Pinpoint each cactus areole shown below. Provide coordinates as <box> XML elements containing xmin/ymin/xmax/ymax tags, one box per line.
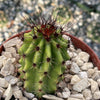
<box><xmin>18</xmin><ymin>17</ymin><xmax>70</xmax><ymax>98</ymax></box>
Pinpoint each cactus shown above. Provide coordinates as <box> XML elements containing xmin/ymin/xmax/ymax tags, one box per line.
<box><xmin>18</xmin><ymin>17</ymin><xmax>70</xmax><ymax>98</ymax></box>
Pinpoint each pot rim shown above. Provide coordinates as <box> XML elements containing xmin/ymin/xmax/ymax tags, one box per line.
<box><xmin>0</xmin><ymin>30</ymin><xmax>100</xmax><ymax>69</ymax></box>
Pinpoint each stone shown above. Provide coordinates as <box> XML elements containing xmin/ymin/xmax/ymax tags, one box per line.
<box><xmin>78</xmin><ymin>52</ymin><xmax>90</xmax><ymax>62</ymax></box>
<box><xmin>82</xmin><ymin>89</ymin><xmax>92</xmax><ymax>100</ymax></box>
<box><xmin>0</xmin><ymin>58</ymin><xmax>15</xmax><ymax>76</ymax></box>
<box><xmin>87</xmin><ymin>69</ymin><xmax>95</xmax><ymax>78</ymax></box>
<box><xmin>23</xmin><ymin>91</ymin><xmax>34</xmax><ymax>99</ymax></box>
<box><xmin>5</xmin><ymin>75</ymin><xmax>19</xmax><ymax>85</ymax></box>
<box><xmin>70</xmin><ymin>62</ymin><xmax>80</xmax><ymax>74</ymax></box>
<box><xmin>64</xmin><ymin>74</ymin><xmax>72</xmax><ymax>82</ymax></box>
<box><xmin>3</xmin><ymin>84</ymin><xmax>12</xmax><ymax>100</ymax></box>
<box><xmin>81</xmin><ymin>62</ymin><xmax>93</xmax><ymax>71</ymax></box>
<box><xmin>2</xmin><ymin>52</ymin><xmax>12</xmax><ymax>58</ymax></box>
<box><xmin>0</xmin><ymin>87</ymin><xmax>5</xmax><ymax>97</ymax></box>
<box><xmin>65</xmin><ymin>61</ymin><xmax>71</xmax><ymax>66</ymax></box>
<box><xmin>13</xmin><ymin>90</ymin><xmax>23</xmax><ymax>99</ymax></box>
<box><xmin>17</xmin><ymin>81</ymin><xmax>23</xmax><ymax>87</ymax></box>
<box><xmin>43</xmin><ymin>95</ymin><xmax>64</xmax><ymax>100</ymax></box>
<box><xmin>89</xmin><ymin>79</ymin><xmax>99</xmax><ymax>93</ymax></box>
<box><xmin>3</xmin><ymin>37</ymin><xmax>19</xmax><ymax>48</ymax></box>
<box><xmin>62</xmin><ymin>35</ymin><xmax>70</xmax><ymax>41</ymax></box>
<box><xmin>76</xmin><ymin>59</ymin><xmax>84</xmax><ymax>67</ymax></box>
<box><xmin>78</xmin><ymin>72</ymin><xmax>88</xmax><ymax>79</ymax></box>
<box><xmin>32</xmin><ymin>98</ymin><xmax>38</xmax><ymax>100</ymax></box>
<box><xmin>0</xmin><ymin>55</ymin><xmax>7</xmax><ymax>69</ymax></box>
<box><xmin>56</xmin><ymin>92</ymin><xmax>63</xmax><ymax>98</ymax></box>
<box><xmin>19</xmin><ymin>97</ymin><xmax>28</xmax><ymax>100</ymax></box>
<box><xmin>73</xmin><ymin>78</ymin><xmax>90</xmax><ymax>92</ymax></box>
<box><xmin>71</xmin><ymin>75</ymin><xmax>81</xmax><ymax>84</ymax></box>
<box><xmin>58</xmin><ymin>81</ymin><xmax>66</xmax><ymax>88</ymax></box>
<box><xmin>70</xmin><ymin>94</ymin><xmax>83</xmax><ymax>99</ymax></box>
<box><xmin>92</xmin><ymin>71</ymin><xmax>100</xmax><ymax>81</ymax></box>
<box><xmin>67</xmin><ymin>97</ymin><xmax>81</xmax><ymax>100</ymax></box>
<box><xmin>97</xmin><ymin>79</ymin><xmax>100</xmax><ymax>87</ymax></box>
<box><xmin>0</xmin><ymin>78</ymin><xmax>8</xmax><ymax>88</ymax></box>
<box><xmin>62</xmin><ymin>88</ymin><xmax>70</xmax><ymax>98</ymax></box>
<box><xmin>93</xmin><ymin>91</ymin><xmax>100</xmax><ymax>99</ymax></box>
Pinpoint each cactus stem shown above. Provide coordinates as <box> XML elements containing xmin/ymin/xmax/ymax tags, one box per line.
<box><xmin>22</xmin><ymin>70</ymin><xmax>26</xmax><ymax>73</ymax></box>
<box><xmin>22</xmin><ymin>54</ymin><xmax>26</xmax><ymax>58</ymax></box>
<box><xmin>33</xmin><ymin>35</ymin><xmax>37</xmax><ymax>39</ymax></box>
<box><xmin>54</xmin><ymin>33</ymin><xmax>59</xmax><ymax>37</ymax></box>
<box><xmin>35</xmin><ymin>46</ymin><xmax>40</xmax><ymax>51</ymax></box>
<box><xmin>44</xmin><ymin>72</ymin><xmax>48</xmax><ymax>75</ymax></box>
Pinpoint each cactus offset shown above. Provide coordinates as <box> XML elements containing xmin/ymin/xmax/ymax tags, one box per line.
<box><xmin>18</xmin><ymin>17</ymin><xmax>70</xmax><ymax>98</ymax></box>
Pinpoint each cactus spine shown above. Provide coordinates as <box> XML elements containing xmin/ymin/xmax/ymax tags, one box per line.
<box><xmin>18</xmin><ymin>17</ymin><xmax>70</xmax><ymax>98</ymax></box>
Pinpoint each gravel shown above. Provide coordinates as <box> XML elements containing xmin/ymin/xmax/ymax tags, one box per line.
<box><xmin>0</xmin><ymin>0</ymin><xmax>100</xmax><ymax>58</ymax></box>
<box><xmin>0</xmin><ymin>30</ymin><xmax>100</xmax><ymax>99</ymax></box>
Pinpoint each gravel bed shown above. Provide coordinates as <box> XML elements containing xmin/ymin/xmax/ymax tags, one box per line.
<box><xmin>0</xmin><ymin>35</ymin><xmax>100</xmax><ymax>100</ymax></box>
<box><xmin>0</xmin><ymin>0</ymin><xmax>100</xmax><ymax>58</ymax></box>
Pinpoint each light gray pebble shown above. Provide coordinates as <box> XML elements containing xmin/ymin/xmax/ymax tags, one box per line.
<box><xmin>5</xmin><ymin>75</ymin><xmax>19</xmax><ymax>85</ymax></box>
<box><xmin>23</xmin><ymin>91</ymin><xmax>34</xmax><ymax>99</ymax></box>
<box><xmin>0</xmin><ymin>59</ymin><xmax>15</xmax><ymax>76</ymax></box>
<box><xmin>0</xmin><ymin>78</ymin><xmax>8</xmax><ymax>88</ymax></box>
<box><xmin>3</xmin><ymin>37</ymin><xmax>19</xmax><ymax>48</ymax></box>
<box><xmin>73</xmin><ymin>78</ymin><xmax>90</xmax><ymax>92</ymax></box>
<box><xmin>70</xmin><ymin>62</ymin><xmax>80</xmax><ymax>74</ymax></box>
<box><xmin>87</xmin><ymin>69</ymin><xmax>95</xmax><ymax>78</ymax></box>
<box><xmin>78</xmin><ymin>52</ymin><xmax>90</xmax><ymax>62</ymax></box>
<box><xmin>81</xmin><ymin>62</ymin><xmax>93</xmax><ymax>71</ymax></box>
<box><xmin>78</xmin><ymin>72</ymin><xmax>88</xmax><ymax>79</ymax></box>
<box><xmin>89</xmin><ymin>79</ymin><xmax>99</xmax><ymax>93</ymax></box>
<box><xmin>70</xmin><ymin>93</ymin><xmax>83</xmax><ymax>99</ymax></box>
<box><xmin>82</xmin><ymin>89</ymin><xmax>92</xmax><ymax>100</ymax></box>
<box><xmin>93</xmin><ymin>91</ymin><xmax>100</xmax><ymax>99</ymax></box>
<box><xmin>97</xmin><ymin>79</ymin><xmax>100</xmax><ymax>87</ymax></box>
<box><xmin>43</xmin><ymin>95</ymin><xmax>64</xmax><ymax>100</ymax></box>
<box><xmin>3</xmin><ymin>84</ymin><xmax>12</xmax><ymax>100</ymax></box>
<box><xmin>71</xmin><ymin>75</ymin><xmax>81</xmax><ymax>84</ymax></box>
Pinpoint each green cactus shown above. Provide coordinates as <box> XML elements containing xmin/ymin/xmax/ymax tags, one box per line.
<box><xmin>18</xmin><ymin>17</ymin><xmax>70</xmax><ymax>98</ymax></box>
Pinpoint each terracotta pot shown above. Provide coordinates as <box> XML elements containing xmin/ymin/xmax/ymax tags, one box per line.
<box><xmin>0</xmin><ymin>30</ymin><xmax>100</xmax><ymax>69</ymax></box>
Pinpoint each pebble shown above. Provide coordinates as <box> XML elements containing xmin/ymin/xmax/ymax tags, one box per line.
<box><xmin>58</xmin><ymin>81</ymin><xmax>66</xmax><ymax>88</ymax></box>
<box><xmin>62</xmin><ymin>87</ymin><xmax>70</xmax><ymax>98</ymax></box>
<box><xmin>78</xmin><ymin>52</ymin><xmax>90</xmax><ymax>62</ymax></box>
<box><xmin>32</xmin><ymin>98</ymin><xmax>38</xmax><ymax>100</ymax></box>
<box><xmin>67</xmin><ymin>97</ymin><xmax>81</xmax><ymax>100</ymax></box>
<box><xmin>70</xmin><ymin>62</ymin><xmax>80</xmax><ymax>74</ymax></box>
<box><xmin>82</xmin><ymin>89</ymin><xmax>92</xmax><ymax>100</ymax></box>
<box><xmin>89</xmin><ymin>79</ymin><xmax>99</xmax><ymax>93</ymax></box>
<box><xmin>17</xmin><ymin>81</ymin><xmax>23</xmax><ymax>87</ymax></box>
<box><xmin>78</xmin><ymin>71</ymin><xmax>88</xmax><ymax>79</ymax></box>
<box><xmin>76</xmin><ymin>58</ymin><xmax>84</xmax><ymax>67</ymax></box>
<box><xmin>92</xmin><ymin>71</ymin><xmax>100</xmax><ymax>81</ymax></box>
<box><xmin>87</xmin><ymin>69</ymin><xmax>95</xmax><ymax>78</ymax></box>
<box><xmin>71</xmin><ymin>75</ymin><xmax>81</xmax><ymax>84</ymax></box>
<box><xmin>0</xmin><ymin>58</ymin><xmax>15</xmax><ymax>76</ymax></box>
<box><xmin>2</xmin><ymin>52</ymin><xmax>12</xmax><ymax>58</ymax></box>
<box><xmin>43</xmin><ymin>95</ymin><xmax>64</xmax><ymax>100</ymax></box>
<box><xmin>19</xmin><ymin>97</ymin><xmax>28</xmax><ymax>100</ymax></box>
<box><xmin>13</xmin><ymin>90</ymin><xmax>23</xmax><ymax>99</ymax></box>
<box><xmin>3</xmin><ymin>84</ymin><xmax>12</xmax><ymax>100</ymax></box>
<box><xmin>3</xmin><ymin>37</ymin><xmax>19</xmax><ymax>48</ymax></box>
<box><xmin>97</xmin><ymin>79</ymin><xmax>100</xmax><ymax>87</ymax></box>
<box><xmin>0</xmin><ymin>87</ymin><xmax>5</xmax><ymax>97</ymax></box>
<box><xmin>73</xmin><ymin>78</ymin><xmax>90</xmax><ymax>92</ymax></box>
<box><xmin>5</xmin><ymin>75</ymin><xmax>19</xmax><ymax>85</ymax></box>
<box><xmin>70</xmin><ymin>94</ymin><xmax>83</xmax><ymax>99</ymax></box>
<box><xmin>23</xmin><ymin>91</ymin><xmax>34</xmax><ymax>99</ymax></box>
<box><xmin>81</xmin><ymin>62</ymin><xmax>93</xmax><ymax>71</ymax></box>
<box><xmin>93</xmin><ymin>91</ymin><xmax>100</xmax><ymax>99</ymax></box>
<box><xmin>0</xmin><ymin>78</ymin><xmax>8</xmax><ymax>88</ymax></box>
<box><xmin>64</xmin><ymin>74</ymin><xmax>72</xmax><ymax>82</ymax></box>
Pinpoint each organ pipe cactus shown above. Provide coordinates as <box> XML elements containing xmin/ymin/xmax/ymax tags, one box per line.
<box><xmin>18</xmin><ymin>17</ymin><xmax>70</xmax><ymax>98</ymax></box>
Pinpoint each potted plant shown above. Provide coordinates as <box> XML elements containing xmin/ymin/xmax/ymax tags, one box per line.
<box><xmin>0</xmin><ymin>17</ymin><xmax>100</xmax><ymax>100</ymax></box>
